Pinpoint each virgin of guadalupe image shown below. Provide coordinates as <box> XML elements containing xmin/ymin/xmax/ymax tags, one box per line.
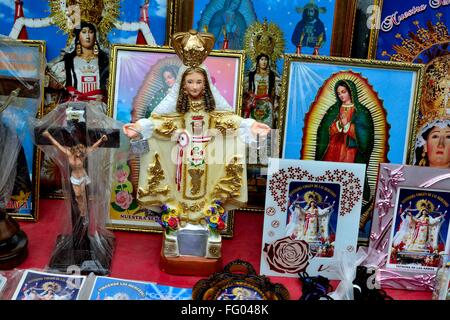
<box><xmin>301</xmin><ymin>71</ymin><xmax>389</xmax><ymax>232</ymax></box>
<box><xmin>131</xmin><ymin>57</ymin><xmax>183</xmax><ymax>121</ymax></box>
<box><xmin>391</xmin><ymin>199</ymin><xmax>446</xmax><ymax>266</ymax></box>
<box><xmin>285</xmin><ymin>191</ymin><xmax>335</xmax><ymax>257</ymax></box>
<box><xmin>197</xmin><ymin>0</ymin><xmax>257</xmax><ymax>50</ymax></box>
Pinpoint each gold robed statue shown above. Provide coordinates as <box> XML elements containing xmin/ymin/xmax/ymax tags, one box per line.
<box><xmin>123</xmin><ymin>30</ymin><xmax>270</xmax><ymax>275</ymax></box>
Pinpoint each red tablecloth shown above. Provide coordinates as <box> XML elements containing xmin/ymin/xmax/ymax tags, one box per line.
<box><xmin>17</xmin><ymin>199</ymin><xmax>431</xmax><ymax>300</ymax></box>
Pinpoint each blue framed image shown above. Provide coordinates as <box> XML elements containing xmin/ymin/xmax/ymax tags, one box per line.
<box><xmin>88</xmin><ymin>276</ymin><xmax>192</xmax><ymax>300</ymax></box>
<box><xmin>193</xmin><ymin>0</ymin><xmax>356</xmax><ymax>57</ymax></box>
<box><xmin>368</xmin><ymin>0</ymin><xmax>449</xmax><ymax>64</ymax></box>
<box><xmin>279</xmin><ymin>54</ymin><xmax>424</xmax><ymax>243</ymax></box>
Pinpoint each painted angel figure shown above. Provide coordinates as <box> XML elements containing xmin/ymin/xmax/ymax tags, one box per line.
<box><xmin>393</xmin><ymin>200</ymin><xmax>446</xmax><ymax>252</ymax></box>
<box><xmin>286</xmin><ymin>192</ymin><xmax>334</xmax><ymax>243</ymax></box>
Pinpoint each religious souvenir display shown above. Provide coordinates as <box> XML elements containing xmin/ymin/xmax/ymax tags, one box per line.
<box><xmin>0</xmin><ymin>39</ymin><xmax>45</xmax><ymax>222</ymax></box>
<box><xmin>278</xmin><ymin>54</ymin><xmax>424</xmax><ymax>244</ymax></box>
<box><xmin>192</xmin><ymin>259</ymin><xmax>289</xmax><ymax>300</ymax></box>
<box><xmin>0</xmin><ymin>39</ymin><xmax>44</xmax><ymax>269</ymax></box>
<box><xmin>85</xmin><ymin>275</ymin><xmax>192</xmax><ymax>300</ymax></box>
<box><xmin>11</xmin><ymin>270</ymin><xmax>86</xmax><ymax>300</ymax></box>
<box><xmin>107</xmin><ymin>45</ymin><xmax>244</xmax><ymax>235</ymax></box>
<box><xmin>193</xmin><ymin>0</ymin><xmax>356</xmax><ymax>56</ymax></box>
<box><xmin>260</xmin><ymin>158</ymin><xmax>365</xmax><ymax>280</ymax></box>
<box><xmin>34</xmin><ymin>102</ymin><xmax>121</xmax><ymax>275</ymax></box>
<box><xmin>368</xmin><ymin>1</ymin><xmax>450</xmax><ymax>171</ymax></box>
<box><xmin>122</xmin><ymin>29</ymin><xmax>270</xmax><ymax>276</ymax></box>
<box><xmin>365</xmin><ymin>164</ymin><xmax>450</xmax><ymax>291</ymax></box>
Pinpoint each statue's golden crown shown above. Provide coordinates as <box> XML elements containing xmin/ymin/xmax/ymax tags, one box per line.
<box><xmin>172</xmin><ymin>30</ymin><xmax>215</xmax><ymax>68</ymax></box>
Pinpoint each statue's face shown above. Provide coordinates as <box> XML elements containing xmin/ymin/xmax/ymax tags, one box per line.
<box><xmin>163</xmin><ymin>70</ymin><xmax>176</xmax><ymax>87</ymax></box>
<box><xmin>79</xmin><ymin>27</ymin><xmax>95</xmax><ymax>49</ymax></box>
<box><xmin>184</xmin><ymin>71</ymin><xmax>205</xmax><ymax>99</ymax></box>
<box><xmin>258</xmin><ymin>56</ymin><xmax>269</xmax><ymax>71</ymax></box>
<box><xmin>425</xmin><ymin>126</ymin><xmax>450</xmax><ymax>168</ymax></box>
<box><xmin>336</xmin><ymin>85</ymin><xmax>351</xmax><ymax>104</ymax></box>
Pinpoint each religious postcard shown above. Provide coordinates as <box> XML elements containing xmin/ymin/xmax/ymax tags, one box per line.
<box><xmin>260</xmin><ymin>158</ymin><xmax>365</xmax><ymax>280</ymax></box>
<box><xmin>87</xmin><ymin>276</ymin><xmax>192</xmax><ymax>300</ymax></box>
<box><xmin>11</xmin><ymin>270</ymin><xmax>86</xmax><ymax>300</ymax></box>
<box><xmin>369</xmin><ymin>164</ymin><xmax>450</xmax><ymax>291</ymax></box>
<box><xmin>387</xmin><ymin>188</ymin><xmax>450</xmax><ymax>272</ymax></box>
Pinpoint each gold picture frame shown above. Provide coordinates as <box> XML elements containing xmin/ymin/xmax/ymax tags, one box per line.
<box><xmin>278</xmin><ymin>54</ymin><xmax>424</xmax><ymax>244</ymax></box>
<box><xmin>106</xmin><ymin>44</ymin><xmax>245</xmax><ymax>237</ymax></box>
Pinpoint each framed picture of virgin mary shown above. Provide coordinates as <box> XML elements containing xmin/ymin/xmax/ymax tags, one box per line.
<box><xmin>106</xmin><ymin>45</ymin><xmax>245</xmax><ymax>236</ymax></box>
<box><xmin>279</xmin><ymin>54</ymin><xmax>424</xmax><ymax>244</ymax></box>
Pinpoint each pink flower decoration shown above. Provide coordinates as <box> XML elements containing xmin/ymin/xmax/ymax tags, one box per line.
<box><xmin>115</xmin><ymin>169</ymin><xmax>129</xmax><ymax>183</ymax></box>
<box><xmin>115</xmin><ymin>190</ymin><xmax>133</xmax><ymax>210</ymax></box>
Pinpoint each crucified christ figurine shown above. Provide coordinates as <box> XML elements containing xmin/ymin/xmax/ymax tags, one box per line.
<box><xmin>42</xmin><ymin>130</ymin><xmax>107</xmax><ymax>218</ymax></box>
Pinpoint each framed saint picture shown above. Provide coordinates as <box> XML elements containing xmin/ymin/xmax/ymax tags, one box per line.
<box><xmin>278</xmin><ymin>54</ymin><xmax>424</xmax><ymax>244</ymax></box>
<box><xmin>0</xmin><ymin>39</ymin><xmax>45</xmax><ymax>221</ymax></box>
<box><xmin>192</xmin><ymin>0</ymin><xmax>356</xmax><ymax>57</ymax></box>
<box><xmin>260</xmin><ymin>158</ymin><xmax>365</xmax><ymax>279</ymax></box>
<box><xmin>368</xmin><ymin>164</ymin><xmax>450</xmax><ymax>291</ymax></box>
<box><xmin>367</xmin><ymin>0</ymin><xmax>450</xmax><ymax>172</ymax></box>
<box><xmin>106</xmin><ymin>45</ymin><xmax>245</xmax><ymax>236</ymax></box>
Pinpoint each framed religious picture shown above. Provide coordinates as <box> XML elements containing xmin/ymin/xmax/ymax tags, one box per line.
<box><xmin>192</xmin><ymin>0</ymin><xmax>356</xmax><ymax>56</ymax></box>
<box><xmin>367</xmin><ymin>164</ymin><xmax>450</xmax><ymax>291</ymax></box>
<box><xmin>278</xmin><ymin>54</ymin><xmax>424</xmax><ymax>244</ymax></box>
<box><xmin>0</xmin><ymin>39</ymin><xmax>45</xmax><ymax>221</ymax></box>
<box><xmin>260</xmin><ymin>158</ymin><xmax>365</xmax><ymax>279</ymax></box>
<box><xmin>367</xmin><ymin>1</ymin><xmax>450</xmax><ymax>172</ymax></box>
<box><xmin>106</xmin><ymin>44</ymin><xmax>245</xmax><ymax>236</ymax></box>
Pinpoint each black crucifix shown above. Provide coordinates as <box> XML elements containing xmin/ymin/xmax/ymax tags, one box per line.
<box><xmin>35</xmin><ymin>102</ymin><xmax>119</xmax><ymax>275</ymax></box>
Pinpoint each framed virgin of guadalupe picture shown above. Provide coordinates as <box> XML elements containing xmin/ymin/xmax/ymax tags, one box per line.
<box><xmin>278</xmin><ymin>54</ymin><xmax>424</xmax><ymax>244</ymax></box>
<box><xmin>1</xmin><ymin>39</ymin><xmax>46</xmax><ymax>221</ymax></box>
<box><xmin>192</xmin><ymin>0</ymin><xmax>356</xmax><ymax>56</ymax></box>
<box><xmin>106</xmin><ymin>45</ymin><xmax>245</xmax><ymax>236</ymax></box>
